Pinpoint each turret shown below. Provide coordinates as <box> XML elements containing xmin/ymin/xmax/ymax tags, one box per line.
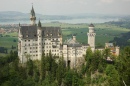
<box><xmin>38</xmin><ymin>20</ymin><xmax>42</xmax><ymax>27</ymax></box>
<box><xmin>72</xmin><ymin>35</ymin><xmax>76</xmax><ymax>41</ymax></box>
<box><xmin>87</xmin><ymin>23</ymin><xmax>96</xmax><ymax>51</ymax></box>
<box><xmin>30</xmin><ymin>5</ymin><xmax>36</xmax><ymax>25</ymax></box>
<box><xmin>89</xmin><ymin>24</ymin><xmax>95</xmax><ymax>33</ymax></box>
<box><xmin>37</xmin><ymin>20</ymin><xmax>42</xmax><ymax>60</ymax></box>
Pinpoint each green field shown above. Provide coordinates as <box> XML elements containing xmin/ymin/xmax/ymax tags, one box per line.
<box><xmin>0</xmin><ymin>23</ymin><xmax>130</xmax><ymax>56</ymax></box>
<box><xmin>0</xmin><ymin>32</ymin><xmax>17</xmax><ymax>56</ymax></box>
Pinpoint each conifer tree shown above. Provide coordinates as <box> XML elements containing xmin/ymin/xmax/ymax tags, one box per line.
<box><xmin>40</xmin><ymin>52</ymin><xmax>46</xmax><ymax>80</ymax></box>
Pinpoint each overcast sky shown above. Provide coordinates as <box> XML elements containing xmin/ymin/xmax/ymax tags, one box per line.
<box><xmin>0</xmin><ymin>0</ymin><xmax>130</xmax><ymax>15</ymax></box>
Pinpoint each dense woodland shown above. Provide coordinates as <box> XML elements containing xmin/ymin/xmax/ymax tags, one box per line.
<box><xmin>110</xmin><ymin>32</ymin><xmax>130</xmax><ymax>47</ymax></box>
<box><xmin>0</xmin><ymin>46</ymin><xmax>130</xmax><ymax>86</ymax></box>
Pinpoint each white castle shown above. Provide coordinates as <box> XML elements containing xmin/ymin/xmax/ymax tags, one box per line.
<box><xmin>18</xmin><ymin>6</ymin><xmax>119</xmax><ymax>68</ymax></box>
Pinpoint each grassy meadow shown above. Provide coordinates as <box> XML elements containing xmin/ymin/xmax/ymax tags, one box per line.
<box><xmin>0</xmin><ymin>23</ymin><xmax>130</xmax><ymax>56</ymax></box>
<box><xmin>0</xmin><ymin>32</ymin><xmax>17</xmax><ymax>56</ymax></box>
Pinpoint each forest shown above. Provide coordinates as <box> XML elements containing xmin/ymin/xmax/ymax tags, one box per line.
<box><xmin>0</xmin><ymin>46</ymin><xmax>130</xmax><ymax>86</ymax></box>
<box><xmin>110</xmin><ymin>32</ymin><xmax>130</xmax><ymax>47</ymax></box>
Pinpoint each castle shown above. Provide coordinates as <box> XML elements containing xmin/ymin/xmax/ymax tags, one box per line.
<box><xmin>18</xmin><ymin>6</ymin><xmax>119</xmax><ymax>68</ymax></box>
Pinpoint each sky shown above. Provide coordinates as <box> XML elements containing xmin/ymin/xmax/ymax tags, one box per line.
<box><xmin>0</xmin><ymin>0</ymin><xmax>130</xmax><ymax>15</ymax></box>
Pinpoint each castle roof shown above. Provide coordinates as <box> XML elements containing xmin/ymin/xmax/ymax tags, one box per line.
<box><xmin>20</xmin><ymin>25</ymin><xmax>37</xmax><ymax>39</ymax></box>
<box><xmin>19</xmin><ymin>26</ymin><xmax>61</xmax><ymax>39</ymax></box>
<box><xmin>65</xmin><ymin>38</ymin><xmax>79</xmax><ymax>44</ymax></box>
<box><xmin>64</xmin><ymin>37</ymin><xmax>82</xmax><ymax>47</ymax></box>
<box><xmin>67</xmin><ymin>44</ymin><xmax>82</xmax><ymax>47</ymax></box>
<box><xmin>42</xmin><ymin>27</ymin><xmax>62</xmax><ymax>38</ymax></box>
<box><xmin>89</xmin><ymin>23</ymin><xmax>94</xmax><ymax>27</ymax></box>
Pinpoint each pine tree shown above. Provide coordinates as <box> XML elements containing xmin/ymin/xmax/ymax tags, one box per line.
<box><xmin>56</xmin><ymin>57</ymin><xmax>66</xmax><ymax>85</ymax></box>
<box><xmin>40</xmin><ymin>52</ymin><xmax>46</xmax><ymax>80</ymax></box>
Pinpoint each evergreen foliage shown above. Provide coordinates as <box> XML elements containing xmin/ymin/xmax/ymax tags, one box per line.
<box><xmin>0</xmin><ymin>47</ymin><xmax>130</xmax><ymax>86</ymax></box>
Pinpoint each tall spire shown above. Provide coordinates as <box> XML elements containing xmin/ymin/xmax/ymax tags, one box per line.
<box><xmin>31</xmin><ymin>5</ymin><xmax>35</xmax><ymax>17</ymax></box>
<box><xmin>30</xmin><ymin>4</ymin><xmax>36</xmax><ymax>25</ymax></box>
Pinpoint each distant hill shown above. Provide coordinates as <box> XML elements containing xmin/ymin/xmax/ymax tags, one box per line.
<box><xmin>105</xmin><ymin>16</ymin><xmax>130</xmax><ymax>29</ymax></box>
<box><xmin>0</xmin><ymin>11</ymin><xmax>29</xmax><ymax>19</ymax></box>
<box><xmin>0</xmin><ymin>11</ymin><xmax>73</xmax><ymax>22</ymax></box>
<box><xmin>0</xmin><ymin>11</ymin><xmax>123</xmax><ymax>23</ymax></box>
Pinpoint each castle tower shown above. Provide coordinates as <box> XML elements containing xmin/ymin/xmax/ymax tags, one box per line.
<box><xmin>115</xmin><ymin>46</ymin><xmax>120</xmax><ymax>56</ymax></box>
<box><xmin>87</xmin><ymin>24</ymin><xmax>96</xmax><ymax>51</ymax></box>
<box><xmin>37</xmin><ymin>20</ymin><xmax>42</xmax><ymax>60</ymax></box>
<box><xmin>30</xmin><ymin>5</ymin><xmax>36</xmax><ymax>25</ymax></box>
<box><xmin>72</xmin><ymin>35</ymin><xmax>76</xmax><ymax>41</ymax></box>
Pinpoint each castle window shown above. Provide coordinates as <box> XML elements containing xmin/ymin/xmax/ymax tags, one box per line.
<box><xmin>34</xmin><ymin>34</ymin><xmax>36</xmax><ymax>37</ymax></box>
<box><xmin>25</xmin><ymin>40</ymin><xmax>26</xmax><ymax>42</ymax></box>
<box><xmin>28</xmin><ymin>40</ymin><xmax>30</xmax><ymax>42</ymax></box>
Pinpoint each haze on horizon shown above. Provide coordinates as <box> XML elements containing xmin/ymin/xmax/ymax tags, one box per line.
<box><xmin>0</xmin><ymin>0</ymin><xmax>130</xmax><ymax>15</ymax></box>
